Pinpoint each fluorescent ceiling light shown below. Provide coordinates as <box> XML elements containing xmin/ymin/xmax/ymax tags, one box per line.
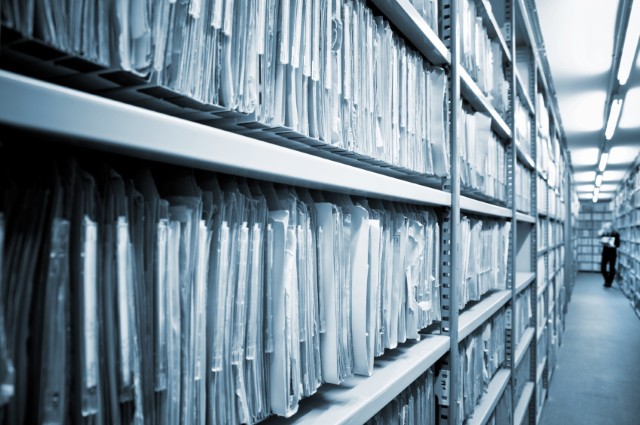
<box><xmin>618</xmin><ymin>0</ymin><xmax>640</xmax><ymax>86</ymax></box>
<box><xmin>598</xmin><ymin>152</ymin><xmax>609</xmax><ymax>172</ymax></box>
<box><xmin>605</xmin><ymin>98</ymin><xmax>623</xmax><ymax>140</ymax></box>
<box><xmin>592</xmin><ymin>194</ymin><xmax>599</xmax><ymax>203</ymax></box>
<box><xmin>594</xmin><ymin>187</ymin><xmax>600</xmax><ymax>196</ymax></box>
<box><xmin>595</xmin><ymin>174</ymin><xmax>603</xmax><ymax>187</ymax></box>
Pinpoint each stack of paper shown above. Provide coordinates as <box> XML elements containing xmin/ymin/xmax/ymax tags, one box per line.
<box><xmin>365</xmin><ymin>368</ymin><xmax>435</xmax><ymax>425</ymax></box>
<box><xmin>0</xmin><ymin>146</ymin><xmax>445</xmax><ymax>424</ymax></box>
<box><xmin>489</xmin><ymin>381</ymin><xmax>513</xmax><ymax>425</ymax></box>
<box><xmin>2</xmin><ymin>0</ymin><xmax>451</xmax><ymax>177</ymax></box>
<box><xmin>408</xmin><ymin>0</ymin><xmax>439</xmax><ymax>36</ymax></box>
<box><xmin>456</xmin><ymin>309</ymin><xmax>506</xmax><ymax>423</ymax></box>
<box><xmin>516</xmin><ymin>162</ymin><xmax>532</xmax><ymax>214</ymax></box>
<box><xmin>537</xmin><ymin>94</ymin><xmax>553</xmax><ymax>180</ymax></box>
<box><xmin>459</xmin><ymin>217</ymin><xmax>510</xmax><ymax>310</ymax></box>
<box><xmin>514</xmin><ymin>286</ymin><xmax>532</xmax><ymax>347</ymax></box>
<box><xmin>515</xmin><ymin>345</ymin><xmax>530</xmax><ymax>401</ymax></box>
<box><xmin>537</xmin><ymin>176</ymin><xmax>547</xmax><ymax>214</ymax></box>
<box><xmin>460</xmin><ymin>0</ymin><xmax>509</xmax><ymax>113</ymax></box>
<box><xmin>0</xmin><ymin>213</ymin><xmax>14</xmax><ymax>409</ymax></box>
<box><xmin>515</xmin><ymin>99</ymin><xmax>532</xmax><ymax>155</ymax></box>
<box><xmin>459</xmin><ymin>107</ymin><xmax>507</xmax><ymax>202</ymax></box>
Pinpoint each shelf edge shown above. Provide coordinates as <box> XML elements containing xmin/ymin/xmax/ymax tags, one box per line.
<box><xmin>461</xmin><ymin>196</ymin><xmax>512</xmax><ymax>219</ymax></box>
<box><xmin>516</xmin><ymin>272</ymin><xmax>536</xmax><ymax>294</ymax></box>
<box><xmin>514</xmin><ymin>328</ymin><xmax>535</xmax><ymax>368</ymax></box>
<box><xmin>466</xmin><ymin>369</ymin><xmax>511</xmax><ymax>425</ymax></box>
<box><xmin>459</xmin><ymin>290</ymin><xmax>512</xmax><ymax>341</ymax></box>
<box><xmin>0</xmin><ymin>70</ymin><xmax>453</xmax><ymax>207</ymax></box>
<box><xmin>514</xmin><ymin>382</ymin><xmax>535</xmax><ymax>425</ymax></box>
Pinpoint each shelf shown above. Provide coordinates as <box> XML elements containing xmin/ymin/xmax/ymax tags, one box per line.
<box><xmin>537</xmin><ymin>168</ymin><xmax>547</xmax><ymax>181</ymax></box>
<box><xmin>466</xmin><ymin>369</ymin><xmax>511</xmax><ymax>425</ymax></box>
<box><xmin>538</xmin><ymin>210</ymin><xmax>548</xmax><ymax>218</ymax></box>
<box><xmin>516</xmin><ymin>272</ymin><xmax>536</xmax><ymax>294</ymax></box>
<box><xmin>477</xmin><ymin>0</ymin><xmax>511</xmax><ymax>63</ymax></box>
<box><xmin>536</xmin><ymin>59</ymin><xmax>551</xmax><ymax>99</ymax></box>
<box><xmin>536</xmin><ymin>356</ymin><xmax>547</xmax><ymax>384</ymax></box>
<box><xmin>537</xmin><ymin>279</ymin><xmax>548</xmax><ymax>298</ymax></box>
<box><xmin>516</xmin><ymin>0</ymin><xmax>538</xmax><ymax>51</ymax></box>
<box><xmin>517</xmin><ymin>212</ymin><xmax>536</xmax><ymax>223</ymax></box>
<box><xmin>459</xmin><ymin>68</ymin><xmax>512</xmax><ymax>140</ymax></box>
<box><xmin>536</xmin><ymin>389</ymin><xmax>547</xmax><ymax>424</ymax></box>
<box><xmin>515</xmin><ymin>70</ymin><xmax>534</xmax><ymax>115</ymax></box>
<box><xmin>516</xmin><ymin>143</ymin><xmax>536</xmax><ymax>170</ymax></box>
<box><xmin>537</xmin><ymin>322</ymin><xmax>546</xmax><ymax>342</ymax></box>
<box><xmin>0</xmin><ymin>70</ymin><xmax>453</xmax><ymax>207</ymax></box>
<box><xmin>548</xmin><ymin>359</ymin><xmax>555</xmax><ymax>383</ymax></box>
<box><xmin>459</xmin><ymin>290</ymin><xmax>512</xmax><ymax>341</ymax></box>
<box><xmin>515</xmin><ymin>328</ymin><xmax>535</xmax><ymax>368</ymax></box>
<box><xmin>369</xmin><ymin>0</ymin><xmax>450</xmax><ymax>66</ymax></box>
<box><xmin>514</xmin><ymin>382</ymin><xmax>535</xmax><ymax>425</ymax></box>
<box><xmin>268</xmin><ymin>335</ymin><xmax>449</xmax><ymax>425</ymax></box>
<box><xmin>461</xmin><ymin>196</ymin><xmax>512</xmax><ymax>219</ymax></box>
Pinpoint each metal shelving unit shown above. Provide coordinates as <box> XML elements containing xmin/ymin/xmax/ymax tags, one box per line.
<box><xmin>0</xmin><ymin>0</ymin><xmax>578</xmax><ymax>424</ymax></box>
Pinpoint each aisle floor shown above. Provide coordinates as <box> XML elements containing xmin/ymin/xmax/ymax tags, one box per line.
<box><xmin>540</xmin><ymin>272</ymin><xmax>640</xmax><ymax>425</ymax></box>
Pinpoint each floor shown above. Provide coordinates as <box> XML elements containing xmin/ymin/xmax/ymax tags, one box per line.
<box><xmin>540</xmin><ymin>272</ymin><xmax>640</xmax><ymax>425</ymax></box>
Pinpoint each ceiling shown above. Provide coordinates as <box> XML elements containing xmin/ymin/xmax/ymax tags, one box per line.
<box><xmin>536</xmin><ymin>0</ymin><xmax>640</xmax><ymax>202</ymax></box>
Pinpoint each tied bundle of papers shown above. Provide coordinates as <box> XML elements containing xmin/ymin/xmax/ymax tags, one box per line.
<box><xmin>0</xmin><ymin>145</ymin><xmax>443</xmax><ymax>424</ymax></box>
<box><xmin>459</xmin><ymin>107</ymin><xmax>507</xmax><ymax>202</ymax></box>
<box><xmin>515</xmin><ymin>98</ymin><xmax>532</xmax><ymax>155</ymax></box>
<box><xmin>408</xmin><ymin>0</ymin><xmax>439</xmax><ymax>36</ymax></box>
<box><xmin>365</xmin><ymin>368</ymin><xmax>435</xmax><ymax>425</ymax></box>
<box><xmin>537</xmin><ymin>94</ymin><xmax>553</xmax><ymax>179</ymax></box>
<box><xmin>460</xmin><ymin>0</ymin><xmax>509</xmax><ymax>113</ymax></box>
<box><xmin>516</xmin><ymin>162</ymin><xmax>532</xmax><ymax>214</ymax></box>
<box><xmin>459</xmin><ymin>217</ymin><xmax>511</xmax><ymax>310</ymax></box>
<box><xmin>489</xmin><ymin>381</ymin><xmax>513</xmax><ymax>425</ymax></box>
<box><xmin>453</xmin><ymin>309</ymin><xmax>506</xmax><ymax>424</ymax></box>
<box><xmin>513</xmin><ymin>286</ymin><xmax>532</xmax><ymax>347</ymax></box>
<box><xmin>600</xmin><ymin>236</ymin><xmax>615</xmax><ymax>248</ymax></box>
<box><xmin>1</xmin><ymin>0</ymin><xmax>450</xmax><ymax>177</ymax></box>
<box><xmin>515</xmin><ymin>346</ymin><xmax>530</xmax><ymax>404</ymax></box>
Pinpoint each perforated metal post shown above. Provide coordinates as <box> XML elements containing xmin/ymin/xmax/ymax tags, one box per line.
<box><xmin>436</xmin><ymin>1</ymin><xmax>459</xmax><ymax>424</ymax></box>
<box><xmin>528</xmin><ymin>34</ymin><xmax>539</xmax><ymax>425</ymax></box>
<box><xmin>504</xmin><ymin>0</ymin><xmax>517</xmax><ymax>417</ymax></box>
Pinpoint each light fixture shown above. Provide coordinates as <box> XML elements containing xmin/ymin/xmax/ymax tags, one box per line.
<box><xmin>595</xmin><ymin>174</ymin><xmax>603</xmax><ymax>187</ymax></box>
<box><xmin>593</xmin><ymin>193</ymin><xmax>599</xmax><ymax>203</ymax></box>
<box><xmin>605</xmin><ymin>98</ymin><xmax>623</xmax><ymax>140</ymax></box>
<box><xmin>598</xmin><ymin>152</ymin><xmax>609</xmax><ymax>172</ymax></box>
<box><xmin>594</xmin><ymin>187</ymin><xmax>601</xmax><ymax>196</ymax></box>
<box><xmin>618</xmin><ymin>0</ymin><xmax>640</xmax><ymax>86</ymax></box>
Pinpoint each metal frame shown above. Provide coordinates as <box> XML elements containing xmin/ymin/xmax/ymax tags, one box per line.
<box><xmin>506</xmin><ymin>0</ymin><xmax>518</xmax><ymax>418</ymax></box>
<box><xmin>526</xmin><ymin>27</ymin><xmax>540</xmax><ymax>425</ymax></box>
<box><xmin>437</xmin><ymin>1</ymin><xmax>459</xmax><ymax>424</ymax></box>
<box><xmin>0</xmin><ymin>0</ymin><xmax>581</xmax><ymax>423</ymax></box>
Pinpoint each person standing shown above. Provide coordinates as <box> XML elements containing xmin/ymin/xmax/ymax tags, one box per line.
<box><xmin>598</xmin><ymin>223</ymin><xmax>620</xmax><ymax>287</ymax></box>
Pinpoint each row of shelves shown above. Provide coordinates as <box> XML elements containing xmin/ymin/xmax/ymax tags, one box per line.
<box><xmin>0</xmin><ymin>0</ymin><xmax>576</xmax><ymax>423</ymax></box>
<box><xmin>0</xmin><ymin>70</ymin><xmax>546</xmax><ymax>224</ymax></box>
